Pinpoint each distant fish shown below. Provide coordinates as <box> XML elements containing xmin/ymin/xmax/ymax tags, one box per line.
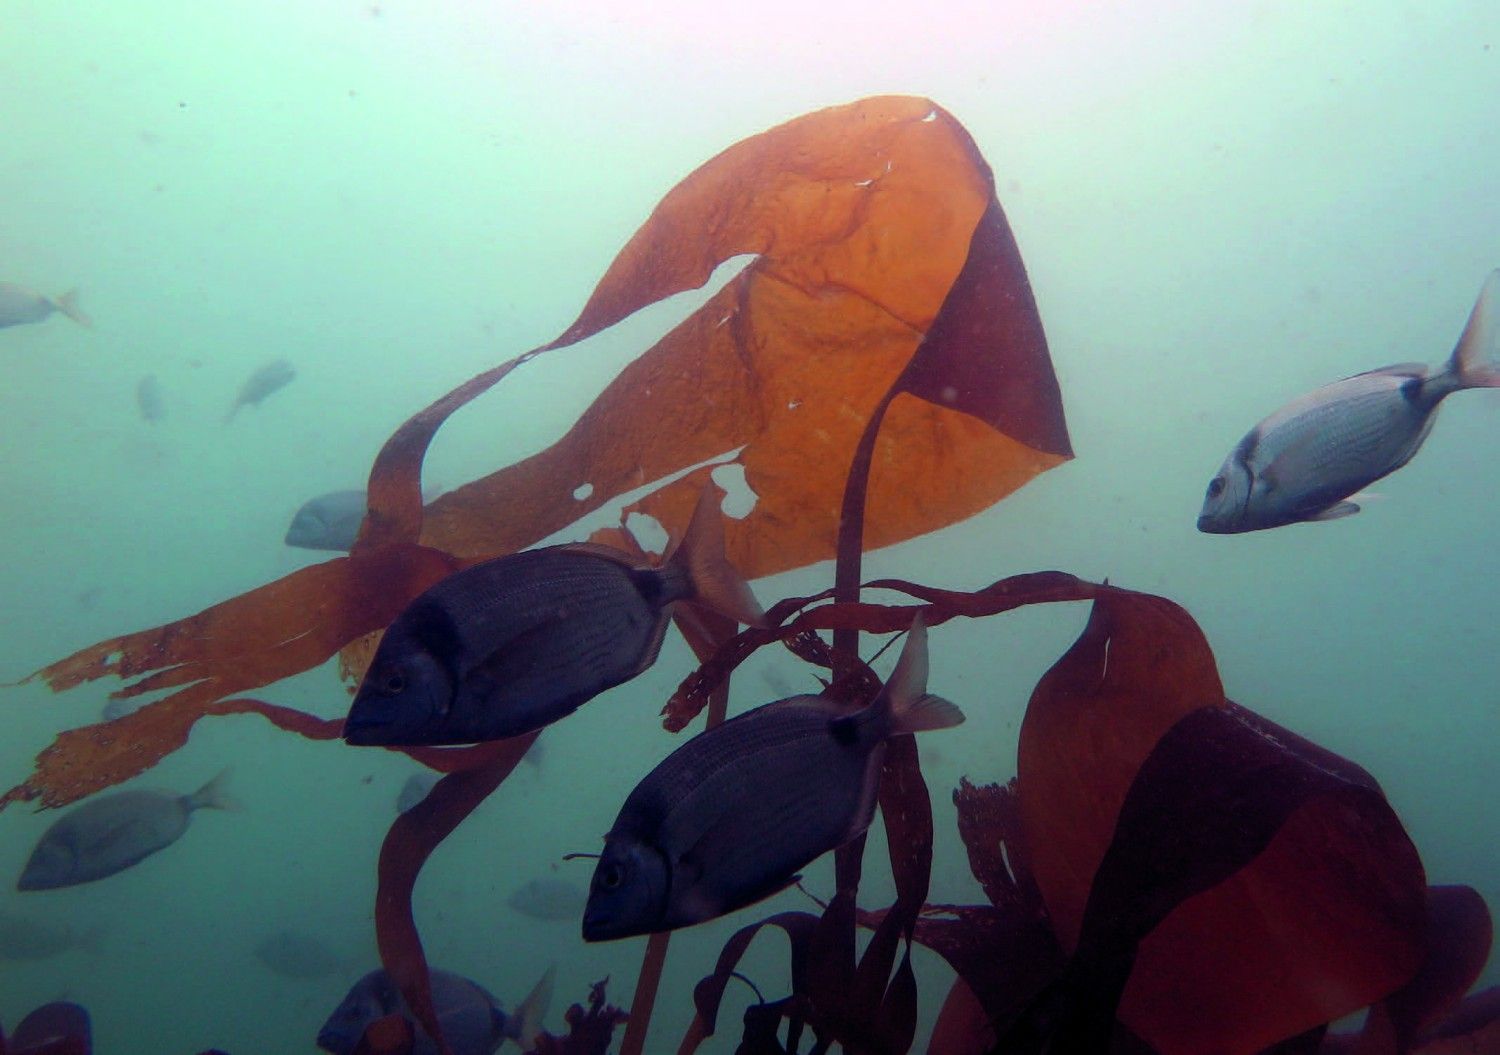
<box><xmin>395</xmin><ymin>772</ymin><xmax>440</xmax><ymax>814</ymax></box>
<box><xmin>101</xmin><ymin>697</ymin><xmax>144</xmax><ymax>722</ymax></box>
<box><xmin>583</xmin><ymin>616</ymin><xmax>963</xmax><ymax>941</ymax></box>
<box><xmin>343</xmin><ymin>486</ymin><xmax>765</xmax><ymax>747</ymax></box>
<box><xmin>254</xmin><ymin>930</ymin><xmax>344</xmax><ymax>979</ymax></box>
<box><xmin>225</xmin><ymin>358</ymin><xmax>295</xmax><ymax>422</ymax></box>
<box><xmin>0</xmin><ymin>283</ymin><xmax>91</xmax><ymax>329</ymax></box>
<box><xmin>135</xmin><ymin>374</ymin><xmax>165</xmax><ymax>423</ymax></box>
<box><xmin>506</xmin><ymin>877</ymin><xmax>587</xmax><ymax>922</ymax></box>
<box><xmin>285</xmin><ymin>490</ymin><xmax>368</xmax><ymax>551</ymax></box>
<box><xmin>317</xmin><ymin>965</ymin><xmax>554</xmax><ymax>1055</ymax></box>
<box><xmin>0</xmin><ymin>910</ymin><xmax>105</xmax><ymax>960</ymax></box>
<box><xmin>16</xmin><ymin>771</ymin><xmax>237</xmax><ymax>891</ymax></box>
<box><xmin>1198</xmin><ymin>270</ymin><xmax>1500</xmax><ymax>533</ymax></box>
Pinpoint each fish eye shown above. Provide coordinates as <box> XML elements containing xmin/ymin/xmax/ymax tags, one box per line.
<box><xmin>598</xmin><ymin>862</ymin><xmax>626</xmax><ymax>891</ymax></box>
<box><xmin>379</xmin><ymin>668</ymin><xmax>406</xmax><ymax>695</ymax></box>
<box><xmin>1207</xmin><ymin>476</ymin><xmax>1226</xmax><ymax>499</ymax></box>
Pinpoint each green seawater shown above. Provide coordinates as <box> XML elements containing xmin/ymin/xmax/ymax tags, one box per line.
<box><xmin>2</xmin><ymin>2</ymin><xmax>1497</xmax><ymax>1051</ymax></box>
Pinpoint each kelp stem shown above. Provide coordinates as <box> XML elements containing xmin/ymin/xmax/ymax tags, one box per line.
<box><xmin>832</xmin><ymin>389</ymin><xmax>898</xmax><ymax>671</ymax></box>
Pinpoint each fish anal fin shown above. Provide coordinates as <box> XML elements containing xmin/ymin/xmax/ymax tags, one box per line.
<box><xmin>506</xmin><ymin>965</ymin><xmax>556</xmax><ymax>1049</ymax></box>
<box><xmin>1305</xmin><ymin>500</ymin><xmax>1361</xmax><ymax>522</ymax></box>
<box><xmin>892</xmin><ymin>694</ymin><xmax>965</xmax><ymax>735</ymax></box>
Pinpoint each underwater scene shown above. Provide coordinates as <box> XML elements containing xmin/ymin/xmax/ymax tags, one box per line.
<box><xmin>2</xmin><ymin>2</ymin><xmax>1498</xmax><ymax>1053</ymax></box>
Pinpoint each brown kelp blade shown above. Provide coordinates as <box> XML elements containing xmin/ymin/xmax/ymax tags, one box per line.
<box><xmin>1017</xmin><ymin>591</ymin><xmax>1428</xmax><ymax>1055</ymax></box>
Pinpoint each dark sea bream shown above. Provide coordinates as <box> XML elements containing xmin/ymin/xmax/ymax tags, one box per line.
<box><xmin>343</xmin><ymin>487</ymin><xmax>764</xmax><ymax>746</ymax></box>
<box><xmin>582</xmin><ymin>616</ymin><xmax>963</xmax><ymax>941</ymax></box>
<box><xmin>317</xmin><ymin>965</ymin><xmax>553</xmax><ymax>1055</ymax></box>
<box><xmin>16</xmin><ymin>771</ymin><xmax>236</xmax><ymax>891</ymax></box>
<box><xmin>1198</xmin><ymin>269</ymin><xmax>1500</xmax><ymax>533</ymax></box>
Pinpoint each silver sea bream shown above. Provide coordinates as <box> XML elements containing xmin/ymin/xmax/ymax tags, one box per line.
<box><xmin>1198</xmin><ymin>270</ymin><xmax>1500</xmax><ymax>533</ymax></box>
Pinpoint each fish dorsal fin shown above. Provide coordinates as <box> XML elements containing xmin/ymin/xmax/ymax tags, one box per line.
<box><xmin>1340</xmin><ymin>362</ymin><xmax>1428</xmax><ymax>382</ymax></box>
<box><xmin>553</xmin><ymin>541</ymin><xmax>640</xmax><ymax>569</ymax></box>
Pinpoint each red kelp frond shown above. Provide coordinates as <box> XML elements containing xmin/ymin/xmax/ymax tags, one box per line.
<box><xmin>527</xmin><ymin>979</ymin><xmax>630</xmax><ymax>1055</ymax></box>
<box><xmin>1016</xmin><ymin>591</ymin><xmax>1429</xmax><ymax>1055</ymax></box>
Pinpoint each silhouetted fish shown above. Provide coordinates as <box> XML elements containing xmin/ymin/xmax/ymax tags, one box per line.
<box><xmin>395</xmin><ymin>772</ymin><xmax>440</xmax><ymax>814</ymax></box>
<box><xmin>0</xmin><ymin>283</ymin><xmax>90</xmax><ymax>329</ymax></box>
<box><xmin>285</xmin><ymin>490</ymin><xmax>367</xmax><ymax>551</ymax></box>
<box><xmin>1199</xmin><ymin>270</ymin><xmax>1500</xmax><ymax>532</ymax></box>
<box><xmin>135</xmin><ymin>374</ymin><xmax>165</xmax><ymax>423</ymax></box>
<box><xmin>16</xmin><ymin>771</ymin><xmax>237</xmax><ymax>890</ymax></box>
<box><xmin>317</xmin><ymin>965</ymin><xmax>553</xmax><ymax>1055</ymax></box>
<box><xmin>344</xmin><ymin>487</ymin><xmax>764</xmax><ymax>747</ymax></box>
<box><xmin>0</xmin><ymin>910</ymin><xmax>104</xmax><ymax>960</ymax></box>
<box><xmin>8</xmin><ymin>1001</ymin><xmax>92</xmax><ymax>1054</ymax></box>
<box><xmin>225</xmin><ymin>358</ymin><xmax>295</xmax><ymax>422</ymax></box>
<box><xmin>506</xmin><ymin>877</ymin><xmax>587</xmax><ymax>922</ymax></box>
<box><xmin>583</xmin><ymin>616</ymin><xmax>962</xmax><ymax>941</ymax></box>
<box><xmin>254</xmin><ymin>930</ymin><xmax>344</xmax><ymax>978</ymax></box>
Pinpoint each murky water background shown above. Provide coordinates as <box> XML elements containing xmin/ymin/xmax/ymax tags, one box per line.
<box><xmin>2</xmin><ymin>2</ymin><xmax>1496</xmax><ymax>1050</ymax></box>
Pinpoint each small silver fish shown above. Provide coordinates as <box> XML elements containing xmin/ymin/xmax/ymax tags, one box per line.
<box><xmin>135</xmin><ymin>374</ymin><xmax>165</xmax><ymax>423</ymax></box>
<box><xmin>286</xmin><ymin>490</ymin><xmax>368</xmax><ymax>551</ymax></box>
<box><xmin>16</xmin><ymin>771</ymin><xmax>237</xmax><ymax>891</ymax></box>
<box><xmin>1199</xmin><ymin>271</ymin><xmax>1500</xmax><ymax>533</ymax></box>
<box><xmin>395</xmin><ymin>772</ymin><xmax>440</xmax><ymax>813</ymax></box>
<box><xmin>582</xmin><ymin>616</ymin><xmax>963</xmax><ymax>941</ymax></box>
<box><xmin>506</xmin><ymin>877</ymin><xmax>588</xmax><ymax>922</ymax></box>
<box><xmin>0</xmin><ymin>910</ymin><xmax>105</xmax><ymax>960</ymax></box>
<box><xmin>344</xmin><ymin>487</ymin><xmax>765</xmax><ymax>747</ymax></box>
<box><xmin>0</xmin><ymin>283</ymin><xmax>90</xmax><ymax>329</ymax></box>
<box><xmin>225</xmin><ymin>358</ymin><xmax>295</xmax><ymax>422</ymax></box>
<box><xmin>317</xmin><ymin>965</ymin><xmax>554</xmax><ymax>1055</ymax></box>
<box><xmin>254</xmin><ymin>930</ymin><xmax>344</xmax><ymax>978</ymax></box>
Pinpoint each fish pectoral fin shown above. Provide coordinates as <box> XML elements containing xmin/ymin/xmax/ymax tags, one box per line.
<box><xmin>1305</xmin><ymin>501</ymin><xmax>1361</xmax><ymax>522</ymax></box>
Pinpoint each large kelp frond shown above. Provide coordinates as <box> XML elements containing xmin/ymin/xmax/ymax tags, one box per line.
<box><xmin>1016</xmin><ymin>591</ymin><xmax>1428</xmax><ymax>1055</ymax></box>
<box><xmin>423</xmin><ymin>94</ymin><xmax>1069</xmax><ymax>577</ymax></box>
<box><xmin>11</xmin><ymin>95</ymin><xmax>1067</xmax><ymax>813</ymax></box>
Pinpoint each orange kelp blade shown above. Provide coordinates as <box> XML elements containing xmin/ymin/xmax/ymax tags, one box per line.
<box><xmin>4</xmin><ymin>543</ymin><xmax>457</xmax><ymax>811</ymax></box>
<box><xmin>1016</xmin><ymin>591</ymin><xmax>1427</xmax><ymax>1055</ymax></box>
<box><xmin>425</xmin><ymin>95</ymin><xmax>1069</xmax><ymax>581</ymax></box>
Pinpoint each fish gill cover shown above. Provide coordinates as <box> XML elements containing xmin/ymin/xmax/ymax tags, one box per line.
<box><xmin>2</xmin><ymin>96</ymin><xmax>1496</xmax><ymax>1054</ymax></box>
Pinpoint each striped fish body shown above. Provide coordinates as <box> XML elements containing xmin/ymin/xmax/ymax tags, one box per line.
<box><xmin>583</xmin><ymin>694</ymin><xmax>888</xmax><ymax>940</ymax></box>
<box><xmin>344</xmin><ymin>547</ymin><xmax>685</xmax><ymax>746</ymax></box>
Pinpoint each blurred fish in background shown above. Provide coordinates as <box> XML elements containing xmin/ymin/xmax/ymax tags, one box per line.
<box><xmin>16</xmin><ymin>771</ymin><xmax>238</xmax><ymax>891</ymax></box>
<box><xmin>394</xmin><ymin>771</ymin><xmax>440</xmax><ymax>814</ymax></box>
<box><xmin>134</xmin><ymin>373</ymin><xmax>165</xmax><ymax>423</ymax></box>
<box><xmin>0</xmin><ymin>908</ymin><xmax>105</xmax><ymax>960</ymax></box>
<box><xmin>285</xmin><ymin>489</ymin><xmax>367</xmax><ymax>551</ymax></box>
<box><xmin>0</xmin><ymin>282</ymin><xmax>91</xmax><ymax>329</ymax></box>
<box><xmin>505</xmin><ymin>877</ymin><xmax>587</xmax><ymax>922</ymax></box>
<box><xmin>253</xmin><ymin>929</ymin><xmax>347</xmax><ymax>979</ymax></box>
<box><xmin>225</xmin><ymin>357</ymin><xmax>295</xmax><ymax>422</ymax></box>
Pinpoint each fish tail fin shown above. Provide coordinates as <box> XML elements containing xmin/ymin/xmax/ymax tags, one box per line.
<box><xmin>52</xmin><ymin>289</ymin><xmax>92</xmax><ymax>328</ymax></box>
<box><xmin>1448</xmin><ymin>269</ymin><xmax>1500</xmax><ymax>389</ymax></box>
<box><xmin>668</xmin><ymin>485</ymin><xmax>766</xmax><ymax>628</ymax></box>
<box><xmin>186</xmin><ymin>768</ymin><xmax>241</xmax><ymax>812</ymax></box>
<box><xmin>76</xmin><ymin>923</ymin><xmax>108</xmax><ymax>954</ymax></box>
<box><xmin>506</xmin><ymin>964</ymin><xmax>556</xmax><ymax>1049</ymax></box>
<box><xmin>884</xmin><ymin>614</ymin><xmax>965</xmax><ymax>735</ymax></box>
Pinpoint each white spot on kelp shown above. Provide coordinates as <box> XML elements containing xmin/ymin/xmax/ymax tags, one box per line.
<box><xmin>626</xmin><ymin>512</ymin><xmax>669</xmax><ymax>555</ymax></box>
<box><xmin>572</xmin><ymin>482</ymin><xmax>594</xmax><ymax>501</ymax></box>
<box><xmin>711</xmin><ymin>463</ymin><xmax>758</xmax><ymax>519</ymax></box>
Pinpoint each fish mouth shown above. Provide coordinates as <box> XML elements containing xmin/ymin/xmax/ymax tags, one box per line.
<box><xmin>342</xmin><ymin>709</ymin><xmax>395</xmax><ymax>746</ymax></box>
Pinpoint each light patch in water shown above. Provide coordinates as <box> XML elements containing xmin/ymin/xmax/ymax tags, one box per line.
<box><xmin>626</xmin><ymin>512</ymin><xmax>669</xmax><ymax>555</ymax></box>
<box><xmin>572</xmin><ymin>482</ymin><xmax>594</xmax><ymax>501</ymax></box>
<box><xmin>711</xmin><ymin>463</ymin><xmax>758</xmax><ymax>519</ymax></box>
